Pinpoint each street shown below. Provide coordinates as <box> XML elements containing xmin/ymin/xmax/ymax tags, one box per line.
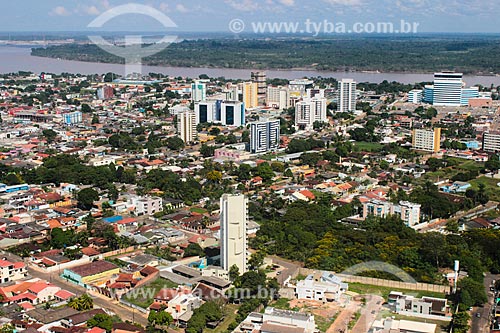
<box><xmin>268</xmin><ymin>256</ymin><xmax>302</xmax><ymax>285</ymax></box>
<box><xmin>351</xmin><ymin>295</ymin><xmax>384</xmax><ymax>333</ymax></box>
<box><xmin>27</xmin><ymin>265</ymin><xmax>149</xmax><ymax>326</ymax></box>
<box><xmin>471</xmin><ymin>273</ymin><xmax>498</xmax><ymax>333</ymax></box>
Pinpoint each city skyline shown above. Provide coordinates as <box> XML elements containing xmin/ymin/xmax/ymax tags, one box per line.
<box><xmin>1</xmin><ymin>0</ymin><xmax>500</xmax><ymax>33</ymax></box>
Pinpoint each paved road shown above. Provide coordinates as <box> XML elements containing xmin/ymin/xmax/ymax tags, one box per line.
<box><xmin>27</xmin><ymin>265</ymin><xmax>149</xmax><ymax>326</ymax></box>
<box><xmin>268</xmin><ymin>256</ymin><xmax>302</xmax><ymax>285</ymax></box>
<box><xmin>327</xmin><ymin>299</ymin><xmax>359</xmax><ymax>333</ymax></box>
<box><xmin>471</xmin><ymin>273</ymin><xmax>498</xmax><ymax>333</ymax></box>
<box><xmin>351</xmin><ymin>295</ymin><xmax>384</xmax><ymax>333</ymax></box>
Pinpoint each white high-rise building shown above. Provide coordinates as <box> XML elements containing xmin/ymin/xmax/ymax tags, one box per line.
<box><xmin>250</xmin><ymin>118</ymin><xmax>280</xmax><ymax>154</ymax></box>
<box><xmin>295</xmin><ymin>95</ymin><xmax>328</xmax><ymax>130</ymax></box>
<box><xmin>191</xmin><ymin>80</ymin><xmax>207</xmax><ymax>102</ymax></box>
<box><xmin>195</xmin><ymin>100</ymin><xmax>245</xmax><ymax>126</ymax></box>
<box><xmin>177</xmin><ymin>111</ymin><xmax>197</xmax><ymax>143</ymax></box>
<box><xmin>338</xmin><ymin>79</ymin><xmax>357</xmax><ymax>113</ymax></box>
<box><xmin>412</xmin><ymin>128</ymin><xmax>442</xmax><ymax>153</ymax></box>
<box><xmin>483</xmin><ymin>131</ymin><xmax>500</xmax><ymax>153</ymax></box>
<box><xmin>267</xmin><ymin>86</ymin><xmax>290</xmax><ymax>110</ymax></box>
<box><xmin>220</xmin><ymin>194</ymin><xmax>248</xmax><ymax>273</ymax></box>
<box><xmin>433</xmin><ymin>72</ymin><xmax>463</xmax><ymax>106</ymax></box>
<box><xmin>408</xmin><ymin>90</ymin><xmax>423</xmax><ymax>104</ymax></box>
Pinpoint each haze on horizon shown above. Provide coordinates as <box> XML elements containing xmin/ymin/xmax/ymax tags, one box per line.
<box><xmin>1</xmin><ymin>0</ymin><xmax>499</xmax><ymax>34</ymax></box>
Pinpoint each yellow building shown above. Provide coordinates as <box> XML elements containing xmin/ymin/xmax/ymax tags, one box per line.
<box><xmin>62</xmin><ymin>261</ymin><xmax>120</xmax><ymax>289</ymax></box>
<box><xmin>412</xmin><ymin>128</ymin><xmax>441</xmax><ymax>153</ymax></box>
<box><xmin>242</xmin><ymin>82</ymin><xmax>259</xmax><ymax>109</ymax></box>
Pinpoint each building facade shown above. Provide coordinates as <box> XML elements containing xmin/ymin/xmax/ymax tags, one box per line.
<box><xmin>408</xmin><ymin>90</ymin><xmax>423</xmax><ymax>104</ymax></box>
<box><xmin>412</xmin><ymin>128</ymin><xmax>441</xmax><ymax>153</ymax></box>
<box><xmin>242</xmin><ymin>82</ymin><xmax>259</xmax><ymax>109</ymax></box>
<box><xmin>195</xmin><ymin>100</ymin><xmax>245</xmax><ymax>126</ymax></box>
<box><xmin>295</xmin><ymin>95</ymin><xmax>328</xmax><ymax>130</ymax></box>
<box><xmin>338</xmin><ymin>78</ymin><xmax>357</xmax><ymax>112</ymax></box>
<box><xmin>191</xmin><ymin>80</ymin><xmax>207</xmax><ymax>102</ymax></box>
<box><xmin>63</xmin><ymin>112</ymin><xmax>83</xmax><ymax>125</ymax></box>
<box><xmin>266</xmin><ymin>86</ymin><xmax>290</xmax><ymax>110</ymax></box>
<box><xmin>483</xmin><ymin>131</ymin><xmax>500</xmax><ymax>153</ymax></box>
<box><xmin>220</xmin><ymin>194</ymin><xmax>248</xmax><ymax>273</ymax></box>
<box><xmin>250</xmin><ymin>118</ymin><xmax>280</xmax><ymax>154</ymax></box>
<box><xmin>432</xmin><ymin>72</ymin><xmax>463</xmax><ymax>106</ymax></box>
<box><xmin>251</xmin><ymin>71</ymin><xmax>267</xmax><ymax>97</ymax></box>
<box><xmin>177</xmin><ymin>111</ymin><xmax>197</xmax><ymax>143</ymax></box>
<box><xmin>362</xmin><ymin>200</ymin><xmax>421</xmax><ymax>226</ymax></box>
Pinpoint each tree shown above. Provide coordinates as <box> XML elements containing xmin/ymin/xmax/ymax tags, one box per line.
<box><xmin>283</xmin><ymin>169</ymin><xmax>293</xmax><ymax>178</ymax></box>
<box><xmin>255</xmin><ymin>162</ymin><xmax>275</xmax><ymax>182</ymax></box>
<box><xmin>91</xmin><ymin>114</ymin><xmax>100</xmax><ymax>124</ymax></box>
<box><xmin>0</xmin><ymin>324</ymin><xmax>14</xmax><ymax>333</ymax></box>
<box><xmin>68</xmin><ymin>294</ymin><xmax>94</xmax><ymax>311</ymax></box>
<box><xmin>237</xmin><ymin>164</ymin><xmax>252</xmax><ymax>181</ymax></box>
<box><xmin>81</xmin><ymin>103</ymin><xmax>92</xmax><ymax>113</ymax></box>
<box><xmin>77</xmin><ymin>188</ymin><xmax>99</xmax><ymax>210</ymax></box>
<box><xmin>248</xmin><ymin>251</ymin><xmax>265</xmax><ymax>270</ymax></box>
<box><xmin>229</xmin><ymin>264</ymin><xmax>240</xmax><ymax>284</ymax></box>
<box><xmin>200</xmin><ymin>144</ymin><xmax>215</xmax><ymax>157</ymax></box>
<box><xmin>87</xmin><ymin>313</ymin><xmax>114</xmax><ymax>332</ymax></box>
<box><xmin>148</xmin><ymin>309</ymin><xmax>173</xmax><ymax>328</ymax></box>
<box><xmin>166</xmin><ymin>137</ymin><xmax>185</xmax><ymax>151</ymax></box>
<box><xmin>184</xmin><ymin>243</ymin><xmax>205</xmax><ymax>257</ymax></box>
<box><xmin>458</xmin><ymin>277</ymin><xmax>487</xmax><ymax>310</ymax></box>
<box><xmin>451</xmin><ymin>311</ymin><xmax>470</xmax><ymax>333</ymax></box>
<box><xmin>42</xmin><ymin>129</ymin><xmax>58</xmax><ymax>143</ymax></box>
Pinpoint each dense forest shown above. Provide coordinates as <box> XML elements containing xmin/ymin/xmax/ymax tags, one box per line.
<box><xmin>32</xmin><ymin>36</ymin><xmax>500</xmax><ymax>73</ymax></box>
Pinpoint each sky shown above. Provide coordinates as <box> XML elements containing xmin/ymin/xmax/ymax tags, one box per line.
<box><xmin>2</xmin><ymin>0</ymin><xmax>500</xmax><ymax>34</ymax></box>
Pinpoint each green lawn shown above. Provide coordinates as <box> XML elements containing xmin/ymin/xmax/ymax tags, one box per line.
<box><xmin>270</xmin><ymin>298</ymin><xmax>292</xmax><ymax>310</ymax></box>
<box><xmin>469</xmin><ymin>176</ymin><xmax>500</xmax><ymax>202</ymax></box>
<box><xmin>348</xmin><ymin>283</ymin><xmax>446</xmax><ymax>301</ymax></box>
<box><xmin>205</xmin><ymin>304</ymin><xmax>239</xmax><ymax>333</ymax></box>
<box><xmin>190</xmin><ymin>207</ymin><xmax>208</xmax><ymax>214</ymax></box>
<box><xmin>353</xmin><ymin>142</ymin><xmax>384</xmax><ymax>152</ymax></box>
<box><xmin>122</xmin><ymin>277</ymin><xmax>178</xmax><ymax>309</ymax></box>
<box><xmin>315</xmin><ymin>313</ymin><xmax>339</xmax><ymax>333</ymax></box>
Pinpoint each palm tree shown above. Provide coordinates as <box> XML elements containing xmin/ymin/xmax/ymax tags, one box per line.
<box><xmin>79</xmin><ymin>294</ymin><xmax>93</xmax><ymax>310</ymax></box>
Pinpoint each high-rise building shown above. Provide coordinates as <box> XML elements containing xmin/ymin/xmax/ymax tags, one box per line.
<box><xmin>338</xmin><ymin>79</ymin><xmax>357</xmax><ymax>113</ymax></box>
<box><xmin>177</xmin><ymin>111</ymin><xmax>197</xmax><ymax>143</ymax></box>
<box><xmin>220</xmin><ymin>194</ymin><xmax>248</xmax><ymax>273</ymax></box>
<box><xmin>412</xmin><ymin>128</ymin><xmax>441</xmax><ymax>153</ymax></box>
<box><xmin>195</xmin><ymin>100</ymin><xmax>219</xmax><ymax>124</ymax></box>
<box><xmin>432</xmin><ymin>72</ymin><xmax>463</xmax><ymax>106</ymax></box>
<box><xmin>225</xmin><ymin>83</ymin><xmax>239</xmax><ymax>102</ymax></box>
<box><xmin>191</xmin><ymin>80</ymin><xmax>207</xmax><ymax>102</ymax></box>
<box><xmin>221</xmin><ymin>101</ymin><xmax>246</xmax><ymax>127</ymax></box>
<box><xmin>408</xmin><ymin>90</ymin><xmax>423</xmax><ymax>104</ymax></box>
<box><xmin>250</xmin><ymin>118</ymin><xmax>280</xmax><ymax>154</ymax></box>
<box><xmin>251</xmin><ymin>71</ymin><xmax>267</xmax><ymax>97</ymax></box>
<box><xmin>242</xmin><ymin>82</ymin><xmax>259</xmax><ymax>109</ymax></box>
<box><xmin>295</xmin><ymin>95</ymin><xmax>328</xmax><ymax>130</ymax></box>
<box><xmin>266</xmin><ymin>86</ymin><xmax>290</xmax><ymax>110</ymax></box>
<box><xmin>423</xmin><ymin>85</ymin><xmax>434</xmax><ymax>103</ymax></box>
<box><xmin>482</xmin><ymin>131</ymin><xmax>500</xmax><ymax>153</ymax></box>
<box><xmin>289</xmin><ymin>79</ymin><xmax>314</xmax><ymax>98</ymax></box>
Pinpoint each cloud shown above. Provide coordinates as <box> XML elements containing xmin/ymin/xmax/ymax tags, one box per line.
<box><xmin>159</xmin><ymin>2</ymin><xmax>170</xmax><ymax>13</ymax></box>
<box><xmin>176</xmin><ymin>4</ymin><xmax>189</xmax><ymax>13</ymax></box>
<box><xmin>49</xmin><ymin>6</ymin><xmax>71</xmax><ymax>16</ymax></box>
<box><xmin>277</xmin><ymin>0</ymin><xmax>295</xmax><ymax>6</ymax></box>
<box><xmin>323</xmin><ymin>0</ymin><xmax>363</xmax><ymax>5</ymax></box>
<box><xmin>81</xmin><ymin>5</ymin><xmax>101</xmax><ymax>16</ymax></box>
<box><xmin>224</xmin><ymin>0</ymin><xmax>260</xmax><ymax>12</ymax></box>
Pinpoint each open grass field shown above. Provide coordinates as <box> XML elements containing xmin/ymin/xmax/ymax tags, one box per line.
<box><xmin>348</xmin><ymin>283</ymin><xmax>446</xmax><ymax>301</ymax></box>
<box><xmin>122</xmin><ymin>277</ymin><xmax>178</xmax><ymax>309</ymax></box>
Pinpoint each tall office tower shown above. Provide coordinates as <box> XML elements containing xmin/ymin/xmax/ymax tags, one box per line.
<box><xmin>423</xmin><ymin>85</ymin><xmax>434</xmax><ymax>103</ymax></box>
<box><xmin>220</xmin><ymin>194</ymin><xmax>248</xmax><ymax>273</ymax></box>
<box><xmin>295</xmin><ymin>95</ymin><xmax>328</xmax><ymax>130</ymax></box>
<box><xmin>338</xmin><ymin>78</ymin><xmax>357</xmax><ymax>112</ymax></box>
<box><xmin>432</xmin><ymin>72</ymin><xmax>463</xmax><ymax>106</ymax></box>
<box><xmin>177</xmin><ymin>111</ymin><xmax>197</xmax><ymax>143</ymax></box>
<box><xmin>251</xmin><ymin>71</ymin><xmax>267</xmax><ymax>97</ymax></box>
<box><xmin>195</xmin><ymin>100</ymin><xmax>245</xmax><ymax>126</ymax></box>
<box><xmin>221</xmin><ymin>101</ymin><xmax>246</xmax><ymax>127</ymax></box>
<box><xmin>266</xmin><ymin>86</ymin><xmax>290</xmax><ymax>110</ymax></box>
<box><xmin>191</xmin><ymin>80</ymin><xmax>207</xmax><ymax>102</ymax></box>
<box><xmin>412</xmin><ymin>128</ymin><xmax>442</xmax><ymax>153</ymax></box>
<box><xmin>195</xmin><ymin>100</ymin><xmax>219</xmax><ymax>124</ymax></box>
<box><xmin>242</xmin><ymin>82</ymin><xmax>259</xmax><ymax>109</ymax></box>
<box><xmin>250</xmin><ymin>118</ymin><xmax>280</xmax><ymax>154</ymax></box>
<box><xmin>225</xmin><ymin>83</ymin><xmax>240</xmax><ymax>102</ymax></box>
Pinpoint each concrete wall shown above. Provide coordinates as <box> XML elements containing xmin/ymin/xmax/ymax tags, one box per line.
<box><xmin>298</xmin><ymin>268</ymin><xmax>449</xmax><ymax>294</ymax></box>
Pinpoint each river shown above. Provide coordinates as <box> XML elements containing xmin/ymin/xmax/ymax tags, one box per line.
<box><xmin>1</xmin><ymin>46</ymin><xmax>500</xmax><ymax>85</ymax></box>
